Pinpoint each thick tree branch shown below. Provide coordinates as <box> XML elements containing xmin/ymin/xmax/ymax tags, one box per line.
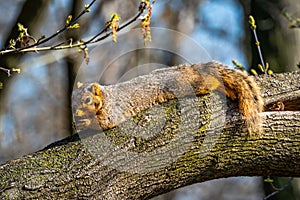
<box><xmin>0</xmin><ymin>69</ymin><xmax>299</xmax><ymax>199</ymax></box>
<box><xmin>257</xmin><ymin>71</ymin><xmax>300</xmax><ymax>105</ymax></box>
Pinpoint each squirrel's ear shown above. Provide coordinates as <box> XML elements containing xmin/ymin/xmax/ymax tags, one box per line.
<box><xmin>77</xmin><ymin>81</ymin><xmax>83</xmax><ymax>88</ymax></box>
<box><xmin>91</xmin><ymin>83</ymin><xmax>102</xmax><ymax>97</ymax></box>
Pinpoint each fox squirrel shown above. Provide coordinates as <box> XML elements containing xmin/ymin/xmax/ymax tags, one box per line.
<box><xmin>72</xmin><ymin>62</ymin><xmax>263</xmax><ymax>136</ymax></box>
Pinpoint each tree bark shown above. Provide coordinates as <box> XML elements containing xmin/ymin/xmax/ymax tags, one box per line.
<box><xmin>0</xmin><ymin>69</ymin><xmax>299</xmax><ymax>199</ymax></box>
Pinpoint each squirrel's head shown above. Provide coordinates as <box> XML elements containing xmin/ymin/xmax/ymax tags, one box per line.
<box><xmin>72</xmin><ymin>82</ymin><xmax>103</xmax><ymax>131</ymax></box>
<box><xmin>77</xmin><ymin>82</ymin><xmax>103</xmax><ymax>115</ymax></box>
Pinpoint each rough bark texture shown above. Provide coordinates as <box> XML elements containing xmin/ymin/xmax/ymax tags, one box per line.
<box><xmin>0</xmin><ymin>69</ymin><xmax>299</xmax><ymax>199</ymax></box>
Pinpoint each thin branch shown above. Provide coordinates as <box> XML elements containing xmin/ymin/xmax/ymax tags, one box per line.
<box><xmin>0</xmin><ymin>67</ymin><xmax>11</xmax><ymax>77</ymax></box>
<box><xmin>0</xmin><ymin>10</ymin><xmax>145</xmax><ymax>55</ymax></box>
<box><xmin>20</xmin><ymin>0</ymin><xmax>96</xmax><ymax>49</ymax></box>
<box><xmin>0</xmin><ymin>0</ymin><xmax>96</xmax><ymax>54</ymax></box>
<box><xmin>85</xmin><ymin>12</ymin><xmax>143</xmax><ymax>44</ymax></box>
<box><xmin>0</xmin><ymin>0</ymin><xmax>150</xmax><ymax>55</ymax></box>
<box><xmin>249</xmin><ymin>15</ymin><xmax>267</xmax><ymax>74</ymax></box>
<box><xmin>263</xmin><ymin>177</ymin><xmax>294</xmax><ymax>200</ymax></box>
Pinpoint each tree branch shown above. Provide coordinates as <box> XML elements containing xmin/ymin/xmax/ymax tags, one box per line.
<box><xmin>0</xmin><ymin>69</ymin><xmax>299</xmax><ymax>199</ymax></box>
<box><xmin>0</xmin><ymin>0</ymin><xmax>153</xmax><ymax>55</ymax></box>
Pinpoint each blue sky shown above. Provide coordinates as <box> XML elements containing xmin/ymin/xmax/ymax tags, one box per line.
<box><xmin>152</xmin><ymin>0</ymin><xmax>248</xmax><ymax>68</ymax></box>
<box><xmin>195</xmin><ymin>0</ymin><xmax>247</xmax><ymax>66</ymax></box>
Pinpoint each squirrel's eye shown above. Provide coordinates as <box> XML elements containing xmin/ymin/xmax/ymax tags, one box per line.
<box><xmin>84</xmin><ymin>97</ymin><xmax>92</xmax><ymax>104</ymax></box>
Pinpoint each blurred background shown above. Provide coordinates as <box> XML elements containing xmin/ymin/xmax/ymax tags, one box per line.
<box><xmin>0</xmin><ymin>0</ymin><xmax>299</xmax><ymax>199</ymax></box>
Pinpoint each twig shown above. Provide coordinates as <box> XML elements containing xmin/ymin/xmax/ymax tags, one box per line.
<box><xmin>0</xmin><ymin>67</ymin><xmax>11</xmax><ymax>77</ymax></box>
<box><xmin>249</xmin><ymin>15</ymin><xmax>267</xmax><ymax>74</ymax></box>
<box><xmin>85</xmin><ymin>12</ymin><xmax>143</xmax><ymax>44</ymax></box>
<box><xmin>0</xmin><ymin>0</ymin><xmax>151</xmax><ymax>55</ymax></box>
<box><xmin>1</xmin><ymin>0</ymin><xmax>96</xmax><ymax>54</ymax></box>
<box><xmin>263</xmin><ymin>177</ymin><xmax>294</xmax><ymax>200</ymax></box>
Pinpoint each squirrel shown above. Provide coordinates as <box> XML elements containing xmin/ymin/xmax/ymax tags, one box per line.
<box><xmin>72</xmin><ymin>61</ymin><xmax>263</xmax><ymax>136</ymax></box>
